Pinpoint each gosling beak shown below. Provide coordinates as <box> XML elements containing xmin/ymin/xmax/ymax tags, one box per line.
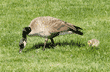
<box><xmin>88</xmin><ymin>43</ymin><xmax>90</xmax><ymax>46</ymax></box>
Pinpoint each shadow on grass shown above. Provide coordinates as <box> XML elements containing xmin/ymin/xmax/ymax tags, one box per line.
<box><xmin>24</xmin><ymin>40</ymin><xmax>85</xmax><ymax>53</ymax></box>
<box><xmin>88</xmin><ymin>47</ymin><xmax>100</xmax><ymax>52</ymax></box>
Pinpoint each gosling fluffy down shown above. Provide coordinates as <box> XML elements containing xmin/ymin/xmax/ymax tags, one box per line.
<box><xmin>88</xmin><ymin>39</ymin><xmax>99</xmax><ymax>47</ymax></box>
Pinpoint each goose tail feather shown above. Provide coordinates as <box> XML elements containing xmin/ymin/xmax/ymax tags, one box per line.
<box><xmin>69</xmin><ymin>25</ymin><xmax>83</xmax><ymax>35</ymax></box>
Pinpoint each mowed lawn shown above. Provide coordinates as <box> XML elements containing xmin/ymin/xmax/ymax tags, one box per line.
<box><xmin>0</xmin><ymin>0</ymin><xmax>110</xmax><ymax>72</ymax></box>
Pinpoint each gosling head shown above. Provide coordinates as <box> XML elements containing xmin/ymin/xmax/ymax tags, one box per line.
<box><xmin>88</xmin><ymin>40</ymin><xmax>92</xmax><ymax>47</ymax></box>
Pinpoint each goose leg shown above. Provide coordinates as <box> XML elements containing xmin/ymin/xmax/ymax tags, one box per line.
<box><xmin>50</xmin><ymin>38</ymin><xmax>54</xmax><ymax>44</ymax></box>
<box><xmin>50</xmin><ymin>38</ymin><xmax>55</xmax><ymax>48</ymax></box>
<box><xmin>43</xmin><ymin>38</ymin><xmax>48</xmax><ymax>51</ymax></box>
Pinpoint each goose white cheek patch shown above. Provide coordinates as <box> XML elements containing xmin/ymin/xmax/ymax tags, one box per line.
<box><xmin>23</xmin><ymin>41</ymin><xmax>26</xmax><ymax>47</ymax></box>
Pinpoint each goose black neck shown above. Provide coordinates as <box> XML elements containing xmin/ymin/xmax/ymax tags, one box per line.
<box><xmin>22</xmin><ymin>27</ymin><xmax>31</xmax><ymax>39</ymax></box>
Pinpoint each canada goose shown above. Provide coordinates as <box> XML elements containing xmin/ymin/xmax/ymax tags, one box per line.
<box><xmin>88</xmin><ymin>39</ymin><xmax>99</xmax><ymax>47</ymax></box>
<box><xmin>19</xmin><ymin>16</ymin><xmax>83</xmax><ymax>53</ymax></box>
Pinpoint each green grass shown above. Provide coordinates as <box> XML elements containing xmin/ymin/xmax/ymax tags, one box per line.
<box><xmin>0</xmin><ymin>0</ymin><xmax>110</xmax><ymax>72</ymax></box>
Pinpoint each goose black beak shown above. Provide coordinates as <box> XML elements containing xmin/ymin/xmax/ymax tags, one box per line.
<box><xmin>19</xmin><ymin>49</ymin><xmax>23</xmax><ymax>53</ymax></box>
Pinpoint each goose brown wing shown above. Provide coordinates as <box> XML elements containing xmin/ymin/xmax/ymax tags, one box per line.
<box><xmin>28</xmin><ymin>16</ymin><xmax>77</xmax><ymax>36</ymax></box>
<box><xmin>45</xmin><ymin>17</ymin><xmax>77</xmax><ymax>33</ymax></box>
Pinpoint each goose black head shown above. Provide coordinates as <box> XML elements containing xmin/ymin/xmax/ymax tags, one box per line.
<box><xmin>19</xmin><ymin>38</ymin><xmax>27</xmax><ymax>48</ymax></box>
